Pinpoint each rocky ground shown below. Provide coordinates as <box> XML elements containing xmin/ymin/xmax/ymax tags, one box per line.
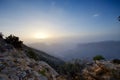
<box><xmin>0</xmin><ymin>37</ymin><xmax>62</xmax><ymax>80</ymax></box>
<box><xmin>82</xmin><ymin>60</ymin><xmax>120</xmax><ymax>80</ymax></box>
<box><xmin>0</xmin><ymin>50</ymin><xmax>60</xmax><ymax>80</ymax></box>
<box><xmin>0</xmin><ymin>36</ymin><xmax>120</xmax><ymax>80</ymax></box>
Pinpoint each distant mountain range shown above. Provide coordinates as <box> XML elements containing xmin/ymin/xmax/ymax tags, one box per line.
<box><xmin>62</xmin><ymin>41</ymin><xmax>120</xmax><ymax>60</ymax></box>
<box><xmin>29</xmin><ymin>41</ymin><xmax>120</xmax><ymax>61</ymax></box>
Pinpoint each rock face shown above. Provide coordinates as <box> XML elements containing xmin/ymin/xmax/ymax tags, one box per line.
<box><xmin>0</xmin><ymin>50</ymin><xmax>60</xmax><ymax>80</ymax></box>
<box><xmin>82</xmin><ymin>61</ymin><xmax>120</xmax><ymax>80</ymax></box>
<box><xmin>0</xmin><ymin>38</ymin><xmax>59</xmax><ymax>80</ymax></box>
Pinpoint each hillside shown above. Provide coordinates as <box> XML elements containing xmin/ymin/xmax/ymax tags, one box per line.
<box><xmin>0</xmin><ymin>34</ymin><xmax>120</xmax><ymax>80</ymax></box>
<box><xmin>23</xmin><ymin>45</ymin><xmax>64</xmax><ymax>71</ymax></box>
<box><xmin>0</xmin><ymin>35</ymin><xmax>65</xmax><ymax>80</ymax></box>
<box><xmin>29</xmin><ymin>41</ymin><xmax>120</xmax><ymax>61</ymax></box>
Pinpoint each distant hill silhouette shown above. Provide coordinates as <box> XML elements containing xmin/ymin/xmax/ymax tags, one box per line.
<box><xmin>63</xmin><ymin>41</ymin><xmax>120</xmax><ymax>60</ymax></box>
<box><xmin>29</xmin><ymin>41</ymin><xmax>120</xmax><ymax>61</ymax></box>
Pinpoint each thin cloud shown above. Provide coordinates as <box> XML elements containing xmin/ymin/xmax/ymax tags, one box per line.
<box><xmin>51</xmin><ymin>1</ymin><xmax>56</xmax><ymax>6</ymax></box>
<box><xmin>93</xmin><ymin>14</ymin><xmax>99</xmax><ymax>17</ymax></box>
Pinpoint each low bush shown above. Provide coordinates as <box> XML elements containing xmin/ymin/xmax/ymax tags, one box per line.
<box><xmin>93</xmin><ymin>55</ymin><xmax>105</xmax><ymax>61</ymax></box>
<box><xmin>112</xmin><ymin>59</ymin><xmax>120</xmax><ymax>64</ymax></box>
<box><xmin>5</xmin><ymin>35</ymin><xmax>23</xmax><ymax>49</ymax></box>
<box><xmin>26</xmin><ymin>49</ymin><xmax>39</xmax><ymax>61</ymax></box>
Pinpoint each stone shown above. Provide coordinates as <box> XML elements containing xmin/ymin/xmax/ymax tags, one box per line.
<box><xmin>17</xmin><ymin>71</ymin><xmax>27</xmax><ymax>79</ymax></box>
<box><xmin>9</xmin><ymin>74</ymin><xmax>19</xmax><ymax>80</ymax></box>
<box><xmin>0</xmin><ymin>74</ymin><xmax>9</xmax><ymax>80</ymax></box>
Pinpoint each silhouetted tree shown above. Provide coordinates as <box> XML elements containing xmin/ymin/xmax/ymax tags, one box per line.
<box><xmin>0</xmin><ymin>32</ymin><xmax>3</xmax><ymax>39</ymax></box>
<box><xmin>5</xmin><ymin>35</ymin><xmax>23</xmax><ymax>49</ymax></box>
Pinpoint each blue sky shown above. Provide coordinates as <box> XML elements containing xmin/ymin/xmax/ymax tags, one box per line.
<box><xmin>0</xmin><ymin>0</ymin><xmax>120</xmax><ymax>43</ymax></box>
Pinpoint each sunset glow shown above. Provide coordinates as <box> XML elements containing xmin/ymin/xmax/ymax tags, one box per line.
<box><xmin>0</xmin><ymin>0</ymin><xmax>120</xmax><ymax>43</ymax></box>
<box><xmin>34</xmin><ymin>33</ymin><xmax>50</xmax><ymax>39</ymax></box>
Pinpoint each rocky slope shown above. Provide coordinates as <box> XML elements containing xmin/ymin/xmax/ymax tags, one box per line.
<box><xmin>82</xmin><ymin>60</ymin><xmax>120</xmax><ymax>80</ymax></box>
<box><xmin>0</xmin><ymin>36</ymin><xmax>64</xmax><ymax>80</ymax></box>
<box><xmin>0</xmin><ymin>35</ymin><xmax>120</xmax><ymax>80</ymax></box>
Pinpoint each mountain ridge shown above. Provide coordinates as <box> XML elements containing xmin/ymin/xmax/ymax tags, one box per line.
<box><xmin>29</xmin><ymin>40</ymin><xmax>120</xmax><ymax>61</ymax></box>
<box><xmin>64</xmin><ymin>40</ymin><xmax>120</xmax><ymax>60</ymax></box>
<box><xmin>0</xmin><ymin>34</ymin><xmax>65</xmax><ymax>80</ymax></box>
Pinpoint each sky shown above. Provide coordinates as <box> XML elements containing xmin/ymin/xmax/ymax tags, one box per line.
<box><xmin>0</xmin><ymin>0</ymin><xmax>120</xmax><ymax>43</ymax></box>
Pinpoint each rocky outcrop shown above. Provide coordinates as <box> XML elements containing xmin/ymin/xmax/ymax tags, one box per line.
<box><xmin>0</xmin><ymin>49</ymin><xmax>60</xmax><ymax>80</ymax></box>
<box><xmin>1</xmin><ymin>35</ymin><xmax>120</xmax><ymax>80</ymax></box>
<box><xmin>82</xmin><ymin>60</ymin><xmax>120</xmax><ymax>80</ymax></box>
<box><xmin>0</xmin><ymin>37</ymin><xmax>60</xmax><ymax>80</ymax></box>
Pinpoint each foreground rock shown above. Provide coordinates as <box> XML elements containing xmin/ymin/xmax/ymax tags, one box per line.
<box><xmin>82</xmin><ymin>60</ymin><xmax>120</xmax><ymax>80</ymax></box>
<box><xmin>0</xmin><ymin>34</ymin><xmax>67</xmax><ymax>80</ymax></box>
<box><xmin>0</xmin><ymin>49</ymin><xmax>60</xmax><ymax>80</ymax></box>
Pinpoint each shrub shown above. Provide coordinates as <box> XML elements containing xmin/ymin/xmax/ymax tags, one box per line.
<box><xmin>39</xmin><ymin>69</ymin><xmax>46</xmax><ymax>76</ymax></box>
<box><xmin>59</xmin><ymin>59</ymin><xmax>85</xmax><ymax>80</ymax></box>
<box><xmin>5</xmin><ymin>35</ymin><xmax>23</xmax><ymax>49</ymax></box>
<box><xmin>26</xmin><ymin>49</ymin><xmax>39</xmax><ymax>61</ymax></box>
<box><xmin>93</xmin><ymin>55</ymin><xmax>105</xmax><ymax>61</ymax></box>
<box><xmin>112</xmin><ymin>59</ymin><xmax>120</xmax><ymax>64</ymax></box>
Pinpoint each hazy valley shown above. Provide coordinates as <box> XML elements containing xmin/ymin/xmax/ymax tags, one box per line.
<box><xmin>0</xmin><ymin>34</ymin><xmax>120</xmax><ymax>80</ymax></box>
<box><xmin>29</xmin><ymin>41</ymin><xmax>120</xmax><ymax>61</ymax></box>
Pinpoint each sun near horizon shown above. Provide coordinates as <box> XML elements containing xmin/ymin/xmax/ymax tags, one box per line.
<box><xmin>34</xmin><ymin>32</ymin><xmax>50</xmax><ymax>40</ymax></box>
<box><xmin>0</xmin><ymin>0</ymin><xmax>120</xmax><ymax>44</ymax></box>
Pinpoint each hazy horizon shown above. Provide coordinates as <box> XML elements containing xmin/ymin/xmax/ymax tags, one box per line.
<box><xmin>0</xmin><ymin>0</ymin><xmax>120</xmax><ymax>44</ymax></box>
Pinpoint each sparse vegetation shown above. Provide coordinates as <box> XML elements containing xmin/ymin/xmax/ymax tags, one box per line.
<box><xmin>39</xmin><ymin>69</ymin><xmax>46</xmax><ymax>76</ymax></box>
<box><xmin>0</xmin><ymin>33</ymin><xmax>120</xmax><ymax>80</ymax></box>
<box><xmin>112</xmin><ymin>59</ymin><xmax>120</xmax><ymax>64</ymax></box>
<box><xmin>5</xmin><ymin>35</ymin><xmax>23</xmax><ymax>49</ymax></box>
<box><xmin>93</xmin><ymin>55</ymin><xmax>105</xmax><ymax>61</ymax></box>
<box><xmin>26</xmin><ymin>49</ymin><xmax>39</xmax><ymax>61</ymax></box>
<box><xmin>111</xmin><ymin>68</ymin><xmax>120</xmax><ymax>79</ymax></box>
<box><xmin>58</xmin><ymin>59</ymin><xmax>85</xmax><ymax>80</ymax></box>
